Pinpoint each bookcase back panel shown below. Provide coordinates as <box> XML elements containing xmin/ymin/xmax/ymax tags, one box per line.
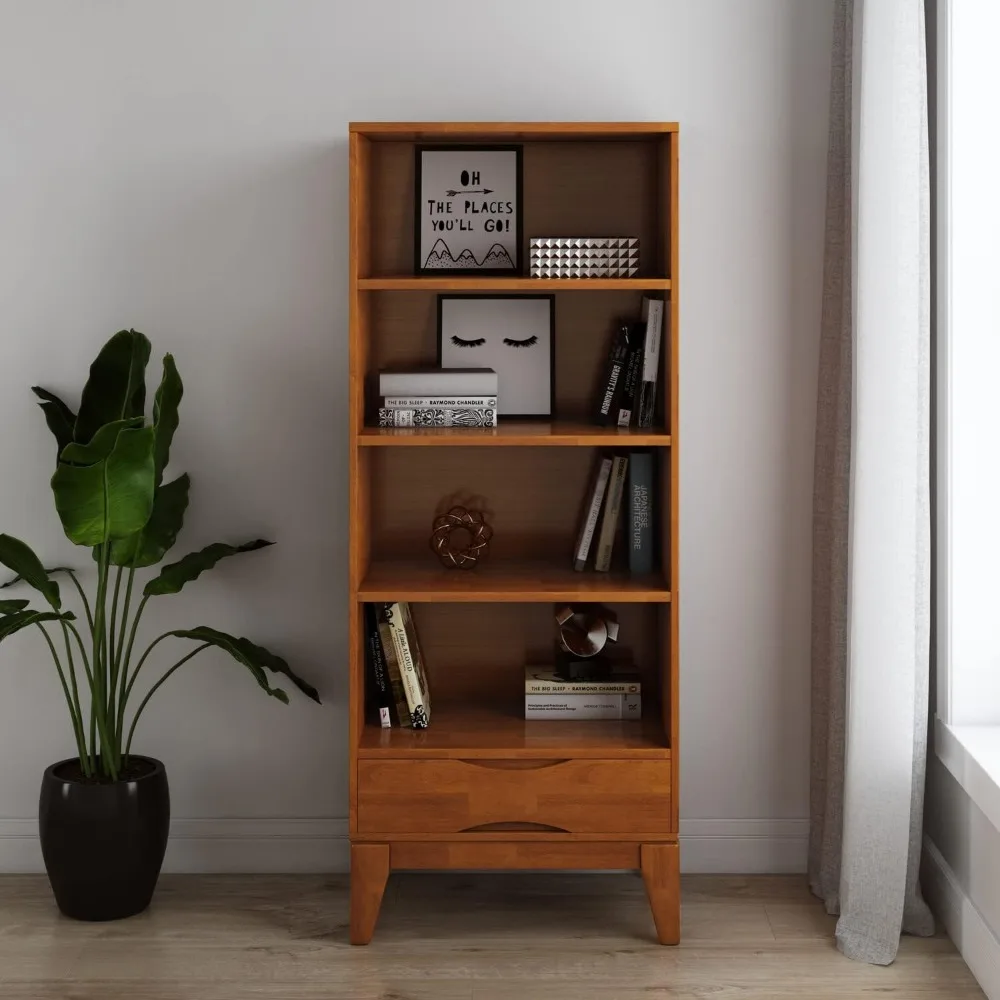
<box><xmin>399</xmin><ymin>602</ymin><xmax>662</xmax><ymax>707</ymax></box>
<box><xmin>369</xmin><ymin>291</ymin><xmax>671</xmax><ymax>431</ymax></box>
<box><xmin>367</xmin><ymin>139</ymin><xmax>668</xmax><ymax>278</ymax></box>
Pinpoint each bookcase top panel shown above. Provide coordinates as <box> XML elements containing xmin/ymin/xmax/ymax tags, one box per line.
<box><xmin>350</xmin><ymin>122</ymin><xmax>678</xmax><ymax>142</ymax></box>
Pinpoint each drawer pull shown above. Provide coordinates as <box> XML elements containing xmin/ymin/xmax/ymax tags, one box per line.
<box><xmin>460</xmin><ymin>822</ymin><xmax>569</xmax><ymax>834</ymax></box>
<box><xmin>462</xmin><ymin>759</ymin><xmax>569</xmax><ymax>771</ymax></box>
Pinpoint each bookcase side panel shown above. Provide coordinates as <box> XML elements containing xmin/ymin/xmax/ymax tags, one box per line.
<box><xmin>668</xmin><ymin>131</ymin><xmax>680</xmax><ymax>833</ymax></box>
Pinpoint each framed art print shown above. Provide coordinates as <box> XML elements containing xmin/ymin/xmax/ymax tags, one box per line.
<box><xmin>416</xmin><ymin>146</ymin><xmax>522</xmax><ymax>275</ymax></box>
<box><xmin>438</xmin><ymin>295</ymin><xmax>554</xmax><ymax>418</ymax></box>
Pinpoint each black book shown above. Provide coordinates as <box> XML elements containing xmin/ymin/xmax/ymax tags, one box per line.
<box><xmin>627</xmin><ymin>450</ymin><xmax>655</xmax><ymax>575</ymax></box>
<box><xmin>595</xmin><ymin>322</ymin><xmax>632</xmax><ymax>426</ymax></box>
<box><xmin>616</xmin><ymin>328</ymin><xmax>644</xmax><ymax>427</ymax></box>
<box><xmin>363</xmin><ymin>603</ymin><xmax>393</xmax><ymax>728</ymax></box>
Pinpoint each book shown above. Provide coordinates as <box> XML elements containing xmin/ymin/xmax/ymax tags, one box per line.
<box><xmin>363</xmin><ymin>604</ymin><xmax>393</xmax><ymax>728</ymax></box>
<box><xmin>382</xmin><ymin>395</ymin><xmax>498</xmax><ymax>409</ymax></box>
<box><xmin>627</xmin><ymin>451</ymin><xmax>654</xmax><ymax>575</ymax></box>
<box><xmin>524</xmin><ymin>666</ymin><xmax>641</xmax><ymax>695</ymax></box>
<box><xmin>378</xmin><ymin>407</ymin><xmax>497</xmax><ymax>428</ymax></box>
<box><xmin>573</xmin><ymin>454</ymin><xmax>613</xmax><ymax>571</ymax></box>
<box><xmin>637</xmin><ymin>297</ymin><xmax>664</xmax><ymax>427</ymax></box>
<box><xmin>616</xmin><ymin>333</ymin><xmax>644</xmax><ymax>427</ymax></box>
<box><xmin>525</xmin><ymin>693</ymin><xmax>642</xmax><ymax>720</ymax></box>
<box><xmin>378</xmin><ymin>368</ymin><xmax>498</xmax><ymax>397</ymax></box>
<box><xmin>595</xmin><ymin>323</ymin><xmax>631</xmax><ymax>425</ymax></box>
<box><xmin>385</xmin><ymin>601</ymin><xmax>431</xmax><ymax>728</ymax></box>
<box><xmin>376</xmin><ymin>605</ymin><xmax>411</xmax><ymax>727</ymax></box>
<box><xmin>594</xmin><ymin>453</ymin><xmax>628</xmax><ymax>572</ymax></box>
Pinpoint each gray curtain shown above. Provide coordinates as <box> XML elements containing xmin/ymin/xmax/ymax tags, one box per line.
<box><xmin>810</xmin><ymin>0</ymin><xmax>935</xmax><ymax>965</ymax></box>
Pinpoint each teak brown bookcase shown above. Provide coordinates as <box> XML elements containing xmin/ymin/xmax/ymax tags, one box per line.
<box><xmin>348</xmin><ymin>121</ymin><xmax>679</xmax><ymax>944</ymax></box>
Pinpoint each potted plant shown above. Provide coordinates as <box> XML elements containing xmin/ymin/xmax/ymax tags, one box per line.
<box><xmin>0</xmin><ymin>329</ymin><xmax>320</xmax><ymax>921</ymax></box>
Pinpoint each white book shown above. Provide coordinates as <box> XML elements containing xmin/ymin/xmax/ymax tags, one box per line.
<box><xmin>594</xmin><ymin>454</ymin><xmax>628</xmax><ymax>572</ymax></box>
<box><xmin>379</xmin><ymin>368</ymin><xmax>498</xmax><ymax>397</ymax></box>
<box><xmin>525</xmin><ymin>693</ymin><xmax>642</xmax><ymax>720</ymax></box>
<box><xmin>638</xmin><ymin>297</ymin><xmax>664</xmax><ymax>427</ymax></box>
<box><xmin>382</xmin><ymin>396</ymin><xmax>497</xmax><ymax>409</ymax></box>
<box><xmin>573</xmin><ymin>455</ymin><xmax>613</xmax><ymax>571</ymax></box>
<box><xmin>384</xmin><ymin>602</ymin><xmax>430</xmax><ymax>728</ymax></box>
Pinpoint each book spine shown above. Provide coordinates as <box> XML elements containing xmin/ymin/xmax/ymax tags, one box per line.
<box><xmin>637</xmin><ymin>297</ymin><xmax>664</xmax><ymax>428</ymax></box>
<box><xmin>385</xmin><ymin>602</ymin><xmax>429</xmax><ymax>728</ymax></box>
<box><xmin>379</xmin><ymin>376</ymin><xmax>498</xmax><ymax>397</ymax></box>
<box><xmin>378</xmin><ymin>407</ymin><xmax>497</xmax><ymax>428</ymax></box>
<box><xmin>524</xmin><ymin>681</ymin><xmax>641</xmax><ymax>694</ymax></box>
<box><xmin>382</xmin><ymin>396</ymin><xmax>497</xmax><ymax>409</ymax></box>
<box><xmin>524</xmin><ymin>694</ymin><xmax>642</xmax><ymax>720</ymax></box>
<box><xmin>400</xmin><ymin>601</ymin><xmax>431</xmax><ymax>724</ymax></box>
<box><xmin>595</xmin><ymin>323</ymin><xmax>630</xmax><ymax>425</ymax></box>
<box><xmin>363</xmin><ymin>604</ymin><xmax>393</xmax><ymax>728</ymax></box>
<box><xmin>377</xmin><ymin>608</ymin><xmax>412</xmax><ymax>727</ymax></box>
<box><xmin>628</xmin><ymin>451</ymin><xmax>654</xmax><ymax>575</ymax></box>
<box><xmin>573</xmin><ymin>455</ymin><xmax>613</xmax><ymax>571</ymax></box>
<box><xmin>616</xmin><ymin>341</ymin><xmax>643</xmax><ymax>427</ymax></box>
<box><xmin>594</xmin><ymin>454</ymin><xmax>628</xmax><ymax>572</ymax></box>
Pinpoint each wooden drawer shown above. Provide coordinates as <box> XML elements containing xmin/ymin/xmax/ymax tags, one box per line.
<box><xmin>357</xmin><ymin>758</ymin><xmax>672</xmax><ymax>835</ymax></box>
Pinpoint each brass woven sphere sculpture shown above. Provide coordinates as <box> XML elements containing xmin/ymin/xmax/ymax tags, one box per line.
<box><xmin>430</xmin><ymin>506</ymin><xmax>493</xmax><ymax>569</ymax></box>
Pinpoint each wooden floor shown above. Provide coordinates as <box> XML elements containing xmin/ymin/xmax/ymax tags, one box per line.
<box><xmin>0</xmin><ymin>873</ymin><xmax>983</xmax><ymax>999</ymax></box>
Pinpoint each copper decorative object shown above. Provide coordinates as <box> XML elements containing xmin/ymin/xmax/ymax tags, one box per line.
<box><xmin>430</xmin><ymin>506</ymin><xmax>493</xmax><ymax>569</ymax></box>
<box><xmin>555</xmin><ymin>603</ymin><xmax>620</xmax><ymax>658</ymax></box>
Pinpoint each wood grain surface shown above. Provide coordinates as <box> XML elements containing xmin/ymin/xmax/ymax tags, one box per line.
<box><xmin>0</xmin><ymin>874</ymin><xmax>981</xmax><ymax>999</ymax></box>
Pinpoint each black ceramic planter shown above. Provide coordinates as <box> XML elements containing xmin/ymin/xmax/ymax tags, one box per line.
<box><xmin>39</xmin><ymin>756</ymin><xmax>170</xmax><ymax>921</ymax></box>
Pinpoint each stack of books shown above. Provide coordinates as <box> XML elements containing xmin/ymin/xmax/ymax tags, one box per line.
<box><xmin>594</xmin><ymin>295</ymin><xmax>664</xmax><ymax>429</ymax></box>
<box><xmin>524</xmin><ymin>666</ymin><xmax>642</xmax><ymax>720</ymax></box>
<box><xmin>573</xmin><ymin>449</ymin><xmax>654</xmax><ymax>574</ymax></box>
<box><xmin>377</xmin><ymin>368</ymin><xmax>498</xmax><ymax>428</ymax></box>
<box><xmin>364</xmin><ymin>602</ymin><xmax>431</xmax><ymax>728</ymax></box>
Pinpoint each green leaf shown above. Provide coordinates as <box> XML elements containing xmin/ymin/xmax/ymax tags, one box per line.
<box><xmin>168</xmin><ymin>626</ymin><xmax>291</xmax><ymax>703</ymax></box>
<box><xmin>0</xmin><ymin>600</ymin><xmax>29</xmax><ymax>614</ymax></box>
<box><xmin>51</xmin><ymin>423</ymin><xmax>156</xmax><ymax>546</ymax></box>
<box><xmin>74</xmin><ymin>330</ymin><xmax>151</xmax><ymax>443</ymax></box>
<box><xmin>32</xmin><ymin>387</ymin><xmax>76</xmax><ymax>454</ymax></box>
<box><xmin>108</xmin><ymin>473</ymin><xmax>190</xmax><ymax>568</ymax></box>
<box><xmin>144</xmin><ymin>539</ymin><xmax>272</xmax><ymax>597</ymax></box>
<box><xmin>151</xmin><ymin>354</ymin><xmax>182</xmax><ymax>486</ymax></box>
<box><xmin>230</xmin><ymin>633</ymin><xmax>319</xmax><ymax>702</ymax></box>
<box><xmin>0</xmin><ymin>609</ymin><xmax>75</xmax><ymax>642</ymax></box>
<box><xmin>0</xmin><ymin>536</ymin><xmax>61</xmax><ymax>609</ymax></box>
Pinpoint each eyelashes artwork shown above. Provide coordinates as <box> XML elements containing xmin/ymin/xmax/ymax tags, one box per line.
<box><xmin>450</xmin><ymin>335</ymin><xmax>539</xmax><ymax>349</ymax></box>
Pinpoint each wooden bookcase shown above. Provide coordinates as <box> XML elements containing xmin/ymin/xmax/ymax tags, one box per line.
<box><xmin>348</xmin><ymin>122</ymin><xmax>679</xmax><ymax>944</ymax></box>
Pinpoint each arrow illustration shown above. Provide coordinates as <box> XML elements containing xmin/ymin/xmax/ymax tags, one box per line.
<box><xmin>445</xmin><ymin>187</ymin><xmax>494</xmax><ymax>197</ymax></box>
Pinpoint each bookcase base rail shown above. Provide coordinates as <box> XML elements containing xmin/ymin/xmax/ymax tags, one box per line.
<box><xmin>348</xmin><ymin>839</ymin><xmax>680</xmax><ymax>946</ymax></box>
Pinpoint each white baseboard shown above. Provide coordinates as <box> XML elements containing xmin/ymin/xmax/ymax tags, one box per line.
<box><xmin>923</xmin><ymin>836</ymin><xmax>1000</xmax><ymax>999</ymax></box>
<box><xmin>0</xmin><ymin>817</ymin><xmax>807</xmax><ymax>875</ymax></box>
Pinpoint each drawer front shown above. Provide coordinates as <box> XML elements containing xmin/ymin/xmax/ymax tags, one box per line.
<box><xmin>357</xmin><ymin>758</ymin><xmax>672</xmax><ymax>835</ymax></box>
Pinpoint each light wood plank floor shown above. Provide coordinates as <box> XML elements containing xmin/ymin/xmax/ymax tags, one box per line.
<box><xmin>0</xmin><ymin>873</ymin><xmax>983</xmax><ymax>999</ymax></box>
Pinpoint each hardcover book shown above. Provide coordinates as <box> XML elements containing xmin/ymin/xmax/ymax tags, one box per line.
<box><xmin>385</xmin><ymin>601</ymin><xmax>431</xmax><ymax>728</ymax></box>
<box><xmin>594</xmin><ymin>453</ymin><xmax>628</xmax><ymax>572</ymax></box>
<box><xmin>524</xmin><ymin>693</ymin><xmax>642</xmax><ymax>720</ymax></box>
<box><xmin>363</xmin><ymin>604</ymin><xmax>393</xmax><ymax>728</ymax></box>
<box><xmin>617</xmin><ymin>332</ymin><xmax>644</xmax><ymax>427</ymax></box>
<box><xmin>627</xmin><ymin>451</ymin><xmax>655</xmax><ymax>575</ymax></box>
<box><xmin>524</xmin><ymin>666</ymin><xmax>641</xmax><ymax>695</ymax></box>
<box><xmin>637</xmin><ymin>297</ymin><xmax>664</xmax><ymax>428</ymax></box>
<box><xmin>376</xmin><ymin>605</ymin><xmax>411</xmax><ymax>727</ymax></box>
<box><xmin>573</xmin><ymin>454</ymin><xmax>613</xmax><ymax>571</ymax></box>
<box><xmin>378</xmin><ymin>368</ymin><xmax>498</xmax><ymax>397</ymax></box>
<box><xmin>595</xmin><ymin>323</ymin><xmax>631</xmax><ymax>426</ymax></box>
<box><xmin>382</xmin><ymin>396</ymin><xmax>498</xmax><ymax>409</ymax></box>
<box><xmin>378</xmin><ymin>407</ymin><xmax>497</xmax><ymax>428</ymax></box>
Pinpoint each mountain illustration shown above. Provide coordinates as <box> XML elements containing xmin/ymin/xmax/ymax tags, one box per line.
<box><xmin>423</xmin><ymin>238</ymin><xmax>515</xmax><ymax>270</ymax></box>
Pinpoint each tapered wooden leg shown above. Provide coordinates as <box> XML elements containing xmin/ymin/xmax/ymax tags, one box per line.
<box><xmin>350</xmin><ymin>843</ymin><xmax>390</xmax><ymax>945</ymax></box>
<box><xmin>641</xmin><ymin>842</ymin><xmax>680</xmax><ymax>944</ymax></box>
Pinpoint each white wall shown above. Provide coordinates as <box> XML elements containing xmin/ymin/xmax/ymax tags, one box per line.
<box><xmin>0</xmin><ymin>0</ymin><xmax>833</xmax><ymax>873</ymax></box>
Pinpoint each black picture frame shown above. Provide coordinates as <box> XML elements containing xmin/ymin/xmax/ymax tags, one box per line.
<box><xmin>437</xmin><ymin>294</ymin><xmax>555</xmax><ymax>420</ymax></box>
<box><xmin>415</xmin><ymin>145</ymin><xmax>523</xmax><ymax>276</ymax></box>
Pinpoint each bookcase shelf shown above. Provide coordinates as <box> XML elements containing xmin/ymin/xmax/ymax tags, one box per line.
<box><xmin>358</xmin><ymin>276</ymin><xmax>672</xmax><ymax>291</ymax></box>
<box><xmin>348</xmin><ymin>121</ymin><xmax>680</xmax><ymax>945</ymax></box>
<box><xmin>357</xmin><ymin>560</ymin><xmax>671</xmax><ymax>603</ymax></box>
<box><xmin>359</xmin><ymin>703</ymin><xmax>670</xmax><ymax>759</ymax></box>
<box><xmin>358</xmin><ymin>422</ymin><xmax>672</xmax><ymax>448</ymax></box>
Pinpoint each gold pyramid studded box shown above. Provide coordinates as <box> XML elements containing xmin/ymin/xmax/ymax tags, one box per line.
<box><xmin>529</xmin><ymin>237</ymin><xmax>640</xmax><ymax>278</ymax></box>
